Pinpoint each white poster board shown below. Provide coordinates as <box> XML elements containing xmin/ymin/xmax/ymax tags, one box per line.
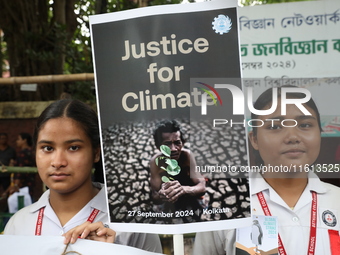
<box><xmin>90</xmin><ymin>0</ymin><xmax>251</xmax><ymax>234</ymax></box>
<box><xmin>0</xmin><ymin>235</ymin><xmax>164</xmax><ymax>255</ymax></box>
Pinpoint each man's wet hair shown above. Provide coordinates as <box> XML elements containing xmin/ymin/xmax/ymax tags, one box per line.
<box><xmin>153</xmin><ymin>120</ymin><xmax>186</xmax><ymax>148</ymax></box>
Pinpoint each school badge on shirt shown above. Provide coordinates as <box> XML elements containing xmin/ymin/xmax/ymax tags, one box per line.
<box><xmin>322</xmin><ymin>210</ymin><xmax>337</xmax><ymax>228</ymax></box>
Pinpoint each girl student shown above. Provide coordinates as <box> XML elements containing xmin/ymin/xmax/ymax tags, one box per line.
<box><xmin>193</xmin><ymin>86</ymin><xmax>340</xmax><ymax>255</ymax></box>
<box><xmin>4</xmin><ymin>99</ymin><xmax>162</xmax><ymax>252</ymax></box>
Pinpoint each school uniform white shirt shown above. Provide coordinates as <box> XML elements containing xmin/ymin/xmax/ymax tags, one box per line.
<box><xmin>4</xmin><ymin>183</ymin><xmax>162</xmax><ymax>253</ymax></box>
<box><xmin>7</xmin><ymin>186</ymin><xmax>32</xmax><ymax>213</ymax></box>
<box><xmin>193</xmin><ymin>172</ymin><xmax>340</xmax><ymax>255</ymax></box>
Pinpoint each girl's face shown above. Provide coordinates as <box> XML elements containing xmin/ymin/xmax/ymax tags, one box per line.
<box><xmin>249</xmin><ymin>101</ymin><xmax>321</xmax><ymax>168</ymax></box>
<box><xmin>36</xmin><ymin>117</ymin><xmax>100</xmax><ymax>195</ymax></box>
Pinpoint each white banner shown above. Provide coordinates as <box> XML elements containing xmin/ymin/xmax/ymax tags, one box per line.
<box><xmin>0</xmin><ymin>235</ymin><xmax>164</xmax><ymax>255</ymax></box>
<box><xmin>240</xmin><ymin>0</ymin><xmax>340</xmax><ymax>78</ymax></box>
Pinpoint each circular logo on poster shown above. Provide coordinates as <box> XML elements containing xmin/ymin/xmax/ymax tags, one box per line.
<box><xmin>212</xmin><ymin>15</ymin><xmax>232</xmax><ymax>35</ymax></box>
<box><xmin>322</xmin><ymin>210</ymin><xmax>337</xmax><ymax>227</ymax></box>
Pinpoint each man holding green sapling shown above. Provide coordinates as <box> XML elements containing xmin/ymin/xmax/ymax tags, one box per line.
<box><xmin>150</xmin><ymin>120</ymin><xmax>206</xmax><ymax>217</ymax></box>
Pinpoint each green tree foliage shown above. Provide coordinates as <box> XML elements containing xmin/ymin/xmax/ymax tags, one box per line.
<box><xmin>0</xmin><ymin>0</ymin><xmax>78</xmax><ymax>101</ymax></box>
<box><xmin>0</xmin><ymin>0</ymin><xmax>182</xmax><ymax>102</ymax></box>
<box><xmin>0</xmin><ymin>0</ymin><xmax>310</xmax><ymax>101</ymax></box>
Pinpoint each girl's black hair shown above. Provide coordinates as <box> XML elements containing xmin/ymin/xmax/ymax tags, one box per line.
<box><xmin>33</xmin><ymin>99</ymin><xmax>100</xmax><ymax>150</ymax></box>
<box><xmin>19</xmin><ymin>133</ymin><xmax>33</xmax><ymax>147</ymax></box>
<box><xmin>250</xmin><ymin>85</ymin><xmax>321</xmax><ymax>166</ymax></box>
<box><xmin>33</xmin><ymin>99</ymin><xmax>105</xmax><ymax>183</ymax></box>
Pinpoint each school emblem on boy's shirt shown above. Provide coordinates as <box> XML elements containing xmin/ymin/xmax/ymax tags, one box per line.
<box><xmin>322</xmin><ymin>210</ymin><xmax>337</xmax><ymax>227</ymax></box>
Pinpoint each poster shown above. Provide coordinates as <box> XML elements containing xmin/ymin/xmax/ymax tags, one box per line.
<box><xmin>90</xmin><ymin>0</ymin><xmax>251</xmax><ymax>234</ymax></box>
<box><xmin>237</xmin><ymin>2</ymin><xmax>340</xmax><ymax>253</ymax></box>
<box><xmin>0</xmin><ymin>235</ymin><xmax>164</xmax><ymax>255</ymax></box>
<box><xmin>238</xmin><ymin>0</ymin><xmax>340</xmax><ymax>179</ymax></box>
<box><xmin>236</xmin><ymin>215</ymin><xmax>278</xmax><ymax>255</ymax></box>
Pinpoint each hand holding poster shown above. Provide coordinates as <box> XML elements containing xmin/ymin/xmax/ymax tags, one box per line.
<box><xmin>90</xmin><ymin>0</ymin><xmax>251</xmax><ymax>234</ymax></box>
